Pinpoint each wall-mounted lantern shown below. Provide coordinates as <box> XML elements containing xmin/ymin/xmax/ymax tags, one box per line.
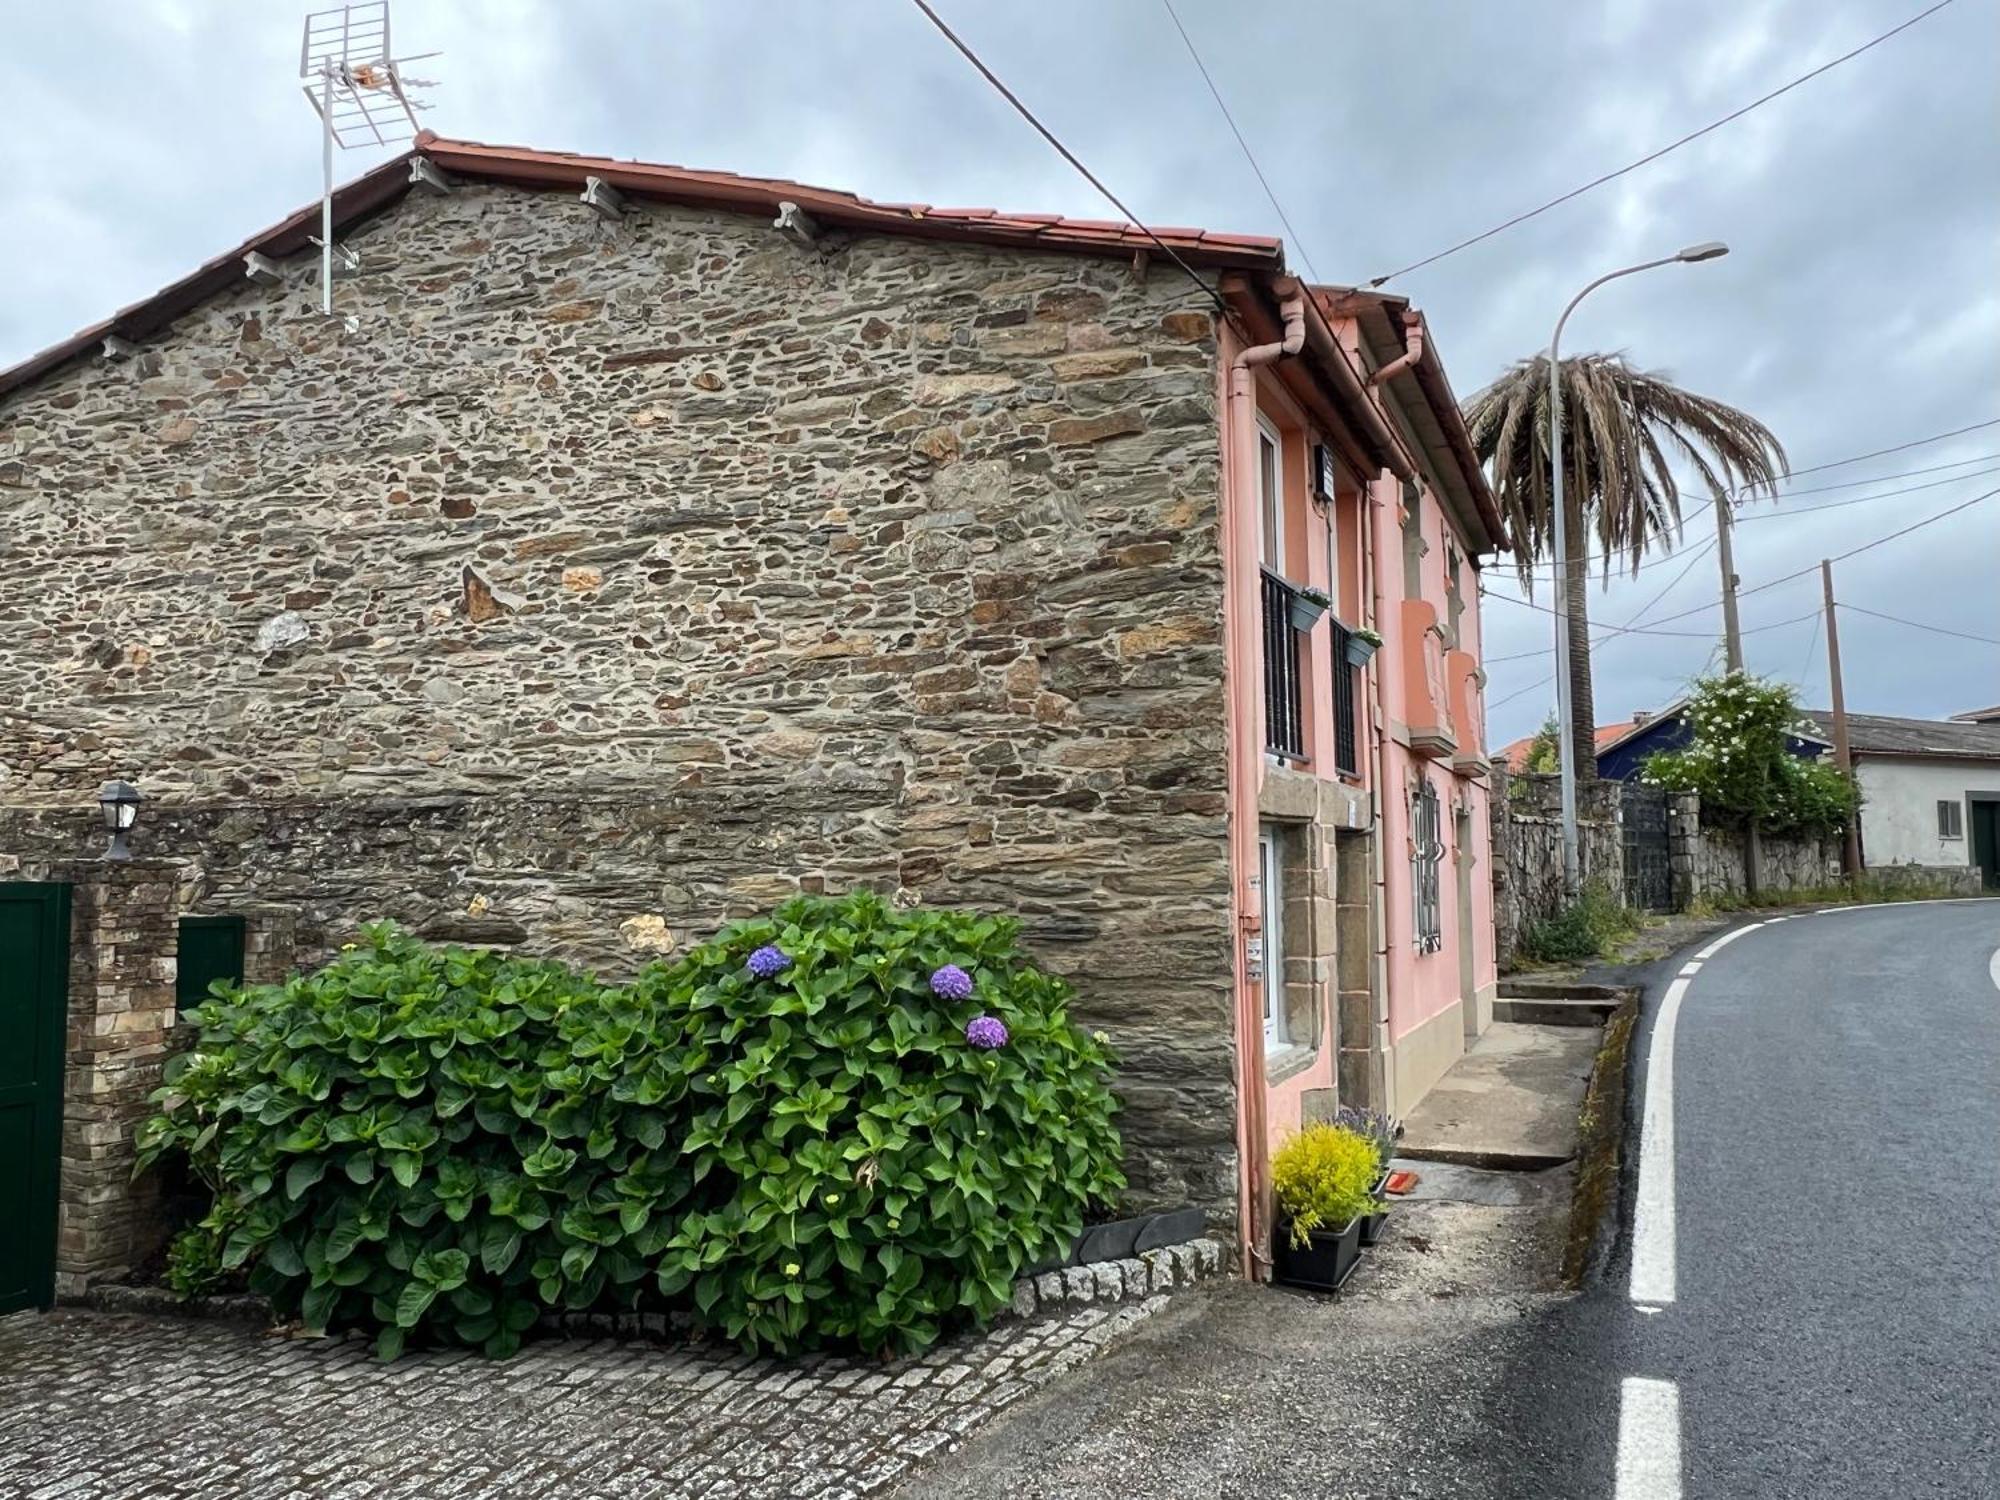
<box><xmin>98</xmin><ymin>779</ymin><xmax>143</xmax><ymax>861</ymax></box>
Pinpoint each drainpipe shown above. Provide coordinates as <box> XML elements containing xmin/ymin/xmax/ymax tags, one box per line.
<box><xmin>1366</xmin><ymin>470</ymin><xmax>1397</xmax><ymax>1116</ymax></box>
<box><xmin>1364</xmin><ymin>310</ymin><xmax>1426</xmax><ymax>390</ymax></box>
<box><xmin>1224</xmin><ymin>279</ymin><xmax>1305</xmax><ymax>1279</ymax></box>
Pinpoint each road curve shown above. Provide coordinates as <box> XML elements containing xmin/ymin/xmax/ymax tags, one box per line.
<box><xmin>1621</xmin><ymin>899</ymin><xmax>2000</xmax><ymax>1498</ymax></box>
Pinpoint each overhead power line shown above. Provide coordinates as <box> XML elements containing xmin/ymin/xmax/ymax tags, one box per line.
<box><xmin>1367</xmin><ymin>0</ymin><xmax>1961</xmax><ymax>286</ymax></box>
<box><xmin>1636</xmin><ymin>484</ymin><xmax>2000</xmax><ymax>627</ymax></box>
<box><xmin>1839</xmin><ymin>604</ymin><xmax>2000</xmax><ymax>648</ymax></box>
<box><xmin>1159</xmin><ymin>0</ymin><xmax>1322</xmax><ymax>285</ymax></box>
<box><xmin>1486</xmin><ymin>535</ymin><xmax>1719</xmax><ymax>662</ymax></box>
<box><xmin>1733</xmin><ymin>463</ymin><xmax>2000</xmax><ymax>523</ymax></box>
<box><xmin>906</xmin><ymin>0</ymin><xmax>1229</xmax><ymax>317</ymax></box>
<box><xmin>1518</xmin><ymin>427</ymin><xmax>2000</xmax><ymax>576</ymax></box>
<box><xmin>1769</xmin><ymin>416</ymin><xmax>1999</xmax><ymax>480</ymax></box>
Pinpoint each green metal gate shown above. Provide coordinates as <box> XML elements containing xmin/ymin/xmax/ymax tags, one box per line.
<box><xmin>0</xmin><ymin>883</ymin><xmax>70</xmax><ymax>1316</ymax></box>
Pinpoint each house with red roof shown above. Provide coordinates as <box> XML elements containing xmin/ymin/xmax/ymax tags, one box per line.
<box><xmin>0</xmin><ymin>134</ymin><xmax>1503</xmax><ymax>1296</ymax></box>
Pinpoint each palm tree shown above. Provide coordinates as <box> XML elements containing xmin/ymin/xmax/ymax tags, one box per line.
<box><xmin>1464</xmin><ymin>353</ymin><xmax>1787</xmax><ymax>779</ymax></box>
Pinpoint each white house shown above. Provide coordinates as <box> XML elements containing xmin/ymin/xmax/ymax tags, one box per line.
<box><xmin>1801</xmin><ymin>709</ymin><xmax>2000</xmax><ymax>889</ymax></box>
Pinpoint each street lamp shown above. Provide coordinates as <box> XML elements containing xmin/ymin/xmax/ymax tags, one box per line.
<box><xmin>1547</xmin><ymin>241</ymin><xmax>1728</xmax><ymax>896</ymax></box>
<box><xmin>97</xmin><ymin>779</ymin><xmax>143</xmax><ymax>861</ymax></box>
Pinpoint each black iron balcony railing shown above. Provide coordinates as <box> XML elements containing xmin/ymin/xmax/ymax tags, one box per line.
<box><xmin>1329</xmin><ymin>619</ymin><xmax>1360</xmax><ymax>777</ymax></box>
<box><xmin>1261</xmin><ymin>570</ymin><xmax>1305</xmax><ymax>761</ymax></box>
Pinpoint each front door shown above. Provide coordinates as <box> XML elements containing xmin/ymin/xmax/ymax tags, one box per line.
<box><xmin>0</xmin><ymin>883</ymin><xmax>70</xmax><ymax>1316</ymax></box>
<box><xmin>1972</xmin><ymin>799</ymin><xmax>2000</xmax><ymax>891</ymax></box>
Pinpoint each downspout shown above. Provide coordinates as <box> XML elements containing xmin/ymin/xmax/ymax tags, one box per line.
<box><xmin>1366</xmin><ymin>470</ymin><xmax>1397</xmax><ymax>1114</ymax></box>
<box><xmin>1224</xmin><ymin>279</ymin><xmax>1305</xmax><ymax>1279</ymax></box>
<box><xmin>1364</xmin><ymin>310</ymin><xmax>1426</xmax><ymax>390</ymax></box>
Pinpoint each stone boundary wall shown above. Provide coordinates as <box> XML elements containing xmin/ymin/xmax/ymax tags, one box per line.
<box><xmin>1</xmin><ymin>181</ymin><xmax>1238</xmax><ymax>1220</ymax></box>
<box><xmin>1488</xmin><ymin>767</ymin><xmax>1621</xmax><ymax>967</ymax></box>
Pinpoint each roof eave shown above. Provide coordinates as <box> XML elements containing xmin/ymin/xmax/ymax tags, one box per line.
<box><xmin>0</xmin><ymin>150</ymin><xmax>420</xmax><ymax>403</ymax></box>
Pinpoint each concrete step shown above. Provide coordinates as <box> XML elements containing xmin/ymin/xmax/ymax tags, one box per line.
<box><xmin>1494</xmin><ymin>996</ymin><xmax>1619</xmax><ymax>1027</ymax></box>
<box><xmin>1496</xmin><ymin>979</ymin><xmax>1630</xmax><ymax>1001</ymax></box>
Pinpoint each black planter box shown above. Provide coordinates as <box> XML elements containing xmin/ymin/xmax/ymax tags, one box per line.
<box><xmin>1359</xmin><ymin>1171</ymin><xmax>1390</xmax><ymax>1246</ymax></box>
<box><xmin>1271</xmin><ymin>1216</ymin><xmax>1362</xmax><ymax>1293</ymax></box>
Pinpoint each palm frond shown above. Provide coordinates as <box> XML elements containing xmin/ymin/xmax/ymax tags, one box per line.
<box><xmin>1462</xmin><ymin>353</ymin><xmax>1788</xmax><ymax>579</ymax></box>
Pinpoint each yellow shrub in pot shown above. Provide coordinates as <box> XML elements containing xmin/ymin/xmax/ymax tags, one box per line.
<box><xmin>1270</xmin><ymin>1124</ymin><xmax>1379</xmax><ymax>1248</ymax></box>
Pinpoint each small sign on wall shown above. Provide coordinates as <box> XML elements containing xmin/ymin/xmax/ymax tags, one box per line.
<box><xmin>1244</xmin><ymin>933</ymin><xmax>1265</xmax><ymax>982</ymax></box>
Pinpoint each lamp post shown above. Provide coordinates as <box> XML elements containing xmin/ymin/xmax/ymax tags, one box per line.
<box><xmin>1547</xmin><ymin>241</ymin><xmax>1729</xmax><ymax>896</ymax></box>
<box><xmin>97</xmin><ymin>779</ymin><xmax>143</xmax><ymax>861</ymax></box>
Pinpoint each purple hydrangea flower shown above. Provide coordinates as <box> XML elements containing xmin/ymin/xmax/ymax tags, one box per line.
<box><xmin>965</xmin><ymin>1015</ymin><xmax>1009</xmax><ymax>1050</ymax></box>
<box><xmin>930</xmin><ymin>964</ymin><xmax>974</xmax><ymax>1001</ymax></box>
<box><xmin>746</xmin><ymin>944</ymin><xmax>791</xmax><ymax>979</ymax></box>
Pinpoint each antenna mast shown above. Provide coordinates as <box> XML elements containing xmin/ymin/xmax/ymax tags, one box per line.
<box><xmin>299</xmin><ymin>3</ymin><xmax>438</xmax><ymax>317</ymax></box>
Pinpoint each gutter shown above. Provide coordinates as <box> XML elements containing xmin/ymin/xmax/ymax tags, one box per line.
<box><xmin>1223</xmin><ymin>280</ymin><xmax>1305</xmax><ymax>1279</ymax></box>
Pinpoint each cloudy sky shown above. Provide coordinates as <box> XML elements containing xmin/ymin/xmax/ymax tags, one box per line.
<box><xmin>4</xmin><ymin>1</ymin><xmax>1995</xmax><ymax>742</ymax></box>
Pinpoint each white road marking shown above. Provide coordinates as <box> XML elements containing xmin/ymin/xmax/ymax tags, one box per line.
<box><xmin>1616</xmin><ymin>1377</ymin><xmax>1684</xmax><ymax>1499</ymax></box>
<box><xmin>1693</xmin><ymin>921</ymin><xmax>1760</xmax><ymax>962</ymax></box>
<box><xmin>1630</xmin><ymin>970</ymin><xmax>1690</xmax><ymax>1308</ymax></box>
<box><xmin>1990</xmin><ymin>945</ymin><xmax>2000</xmax><ymax>996</ymax></box>
<box><xmin>1677</xmin><ymin>961</ymin><xmax>1702</xmax><ymax>977</ymax></box>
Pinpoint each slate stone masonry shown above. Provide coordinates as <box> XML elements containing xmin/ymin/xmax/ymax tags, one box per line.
<box><xmin>0</xmin><ymin>184</ymin><xmax>1238</xmax><ymax>1222</ymax></box>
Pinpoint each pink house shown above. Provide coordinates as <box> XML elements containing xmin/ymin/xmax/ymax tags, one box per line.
<box><xmin>1214</xmin><ymin>277</ymin><xmax>1504</xmax><ymax>1267</ymax></box>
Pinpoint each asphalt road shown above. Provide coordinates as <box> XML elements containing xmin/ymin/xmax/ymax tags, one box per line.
<box><xmin>910</xmin><ymin>899</ymin><xmax>2000</xmax><ymax>1499</ymax></box>
<box><xmin>1618</xmin><ymin>898</ymin><xmax>2000</xmax><ymax>1497</ymax></box>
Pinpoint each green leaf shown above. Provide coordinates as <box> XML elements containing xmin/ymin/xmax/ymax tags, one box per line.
<box><xmin>374</xmin><ymin>1324</ymin><xmax>407</xmax><ymax>1362</ymax></box>
<box><xmin>263</xmin><ymin>1236</ymin><xmax>306</xmax><ymax>1278</ymax></box>
<box><xmin>387</xmin><ymin>1152</ymin><xmax>422</xmax><ymax>1188</ymax></box>
<box><xmin>394</xmin><ymin>1279</ymin><xmax>438</xmax><ymax>1329</ymax></box>
<box><xmin>284</xmin><ymin>1157</ymin><xmax>328</xmax><ymax>1201</ymax></box>
<box><xmin>480</xmin><ymin>1224</ymin><xmax>523</xmax><ymax>1276</ymax></box>
<box><xmin>413</xmin><ymin>1249</ymin><xmax>470</xmax><ymax>1291</ymax></box>
<box><xmin>301</xmin><ymin>1279</ymin><xmax>341</xmax><ymax>1332</ymax></box>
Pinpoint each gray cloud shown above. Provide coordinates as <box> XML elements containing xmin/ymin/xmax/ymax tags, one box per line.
<box><xmin>4</xmin><ymin>0</ymin><xmax>1995</xmax><ymax>741</ymax></box>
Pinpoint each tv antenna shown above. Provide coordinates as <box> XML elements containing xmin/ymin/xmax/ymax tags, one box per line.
<box><xmin>299</xmin><ymin>2</ymin><xmax>439</xmax><ymax>318</ymax></box>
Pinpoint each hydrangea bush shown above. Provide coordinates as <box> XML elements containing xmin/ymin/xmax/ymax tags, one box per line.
<box><xmin>135</xmin><ymin>927</ymin><xmax>685</xmax><ymax>1361</ymax></box>
<box><xmin>632</xmin><ymin>890</ymin><xmax>1123</xmax><ymax>1355</ymax></box>
<box><xmin>138</xmin><ymin>894</ymin><xmax>1124</xmax><ymax>1361</ymax></box>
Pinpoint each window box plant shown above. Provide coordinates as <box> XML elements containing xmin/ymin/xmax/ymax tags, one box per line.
<box><xmin>1269</xmin><ymin>1122</ymin><xmax>1378</xmax><ymax>1293</ymax></box>
<box><xmin>1288</xmin><ymin>585</ymin><xmax>1333</xmax><ymax>633</ymax></box>
<box><xmin>1344</xmin><ymin>626</ymin><xmax>1383</xmax><ymax>668</ymax></box>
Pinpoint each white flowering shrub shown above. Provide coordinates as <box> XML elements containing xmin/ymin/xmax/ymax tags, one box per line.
<box><xmin>1641</xmin><ymin>673</ymin><xmax>1857</xmax><ymax>833</ymax></box>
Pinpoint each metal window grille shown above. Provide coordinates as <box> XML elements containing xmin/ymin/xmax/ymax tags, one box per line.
<box><xmin>1413</xmin><ymin>780</ymin><xmax>1444</xmax><ymax>953</ymax></box>
<box><xmin>1261</xmin><ymin>570</ymin><xmax>1305</xmax><ymax>761</ymax></box>
<box><xmin>1329</xmin><ymin>618</ymin><xmax>1359</xmax><ymax>776</ymax></box>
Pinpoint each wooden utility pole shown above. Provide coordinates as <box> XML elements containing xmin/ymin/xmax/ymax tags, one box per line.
<box><xmin>1821</xmin><ymin>559</ymin><xmax>1863</xmax><ymax>877</ymax></box>
<box><xmin>1714</xmin><ymin>487</ymin><xmax>1744</xmax><ymax>671</ymax></box>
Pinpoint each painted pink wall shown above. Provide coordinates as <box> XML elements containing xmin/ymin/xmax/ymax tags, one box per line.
<box><xmin>1373</xmin><ymin>478</ymin><xmax>1497</xmax><ymax>1046</ymax></box>
<box><xmin>1218</xmin><ymin>309</ymin><xmax>1498</xmax><ymax>1255</ymax></box>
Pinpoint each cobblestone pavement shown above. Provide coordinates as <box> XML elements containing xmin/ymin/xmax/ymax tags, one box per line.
<box><xmin>0</xmin><ymin>1294</ymin><xmax>1173</xmax><ymax>1500</ymax></box>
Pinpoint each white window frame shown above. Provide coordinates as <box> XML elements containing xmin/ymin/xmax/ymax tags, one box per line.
<box><xmin>1939</xmin><ymin>799</ymin><xmax>1964</xmax><ymax>839</ymax></box>
<box><xmin>1257</xmin><ymin>413</ymin><xmax>1285</xmax><ymax>576</ymax></box>
<box><xmin>1259</xmin><ymin>826</ymin><xmax>1286</xmax><ymax>1048</ymax></box>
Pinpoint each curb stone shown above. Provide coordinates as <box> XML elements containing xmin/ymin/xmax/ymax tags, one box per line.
<box><xmin>999</xmin><ymin>1236</ymin><xmax>1225</xmax><ymax>1321</ymax></box>
<box><xmin>70</xmin><ymin>1234</ymin><xmax>1228</xmax><ymax>1339</ymax></box>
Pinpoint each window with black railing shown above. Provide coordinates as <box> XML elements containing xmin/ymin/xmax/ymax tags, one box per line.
<box><xmin>1260</xmin><ymin>570</ymin><xmax>1305</xmax><ymax>761</ymax></box>
<box><xmin>1329</xmin><ymin>619</ymin><xmax>1359</xmax><ymax>776</ymax></box>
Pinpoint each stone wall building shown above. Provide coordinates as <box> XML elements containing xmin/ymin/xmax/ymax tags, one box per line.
<box><xmin>0</xmin><ymin>134</ymin><xmax>1504</xmax><ymax>1299</ymax></box>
